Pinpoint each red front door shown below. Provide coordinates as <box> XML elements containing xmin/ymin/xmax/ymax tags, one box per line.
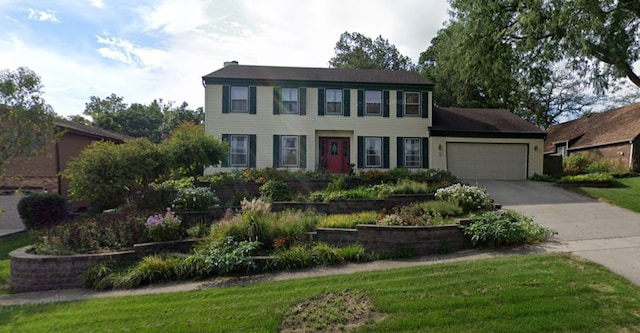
<box><xmin>320</xmin><ymin>137</ymin><xmax>350</xmax><ymax>173</ymax></box>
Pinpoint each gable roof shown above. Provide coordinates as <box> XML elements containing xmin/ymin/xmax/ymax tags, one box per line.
<box><xmin>55</xmin><ymin>118</ymin><xmax>130</xmax><ymax>142</ymax></box>
<box><xmin>202</xmin><ymin>64</ymin><xmax>433</xmax><ymax>87</ymax></box>
<box><xmin>430</xmin><ymin>107</ymin><xmax>545</xmax><ymax>139</ymax></box>
<box><xmin>544</xmin><ymin>102</ymin><xmax>640</xmax><ymax>153</ymax></box>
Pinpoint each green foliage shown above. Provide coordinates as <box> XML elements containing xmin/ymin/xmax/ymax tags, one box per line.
<box><xmin>317</xmin><ymin>211</ymin><xmax>379</xmax><ymax>229</ymax></box>
<box><xmin>326</xmin><ymin>175</ymin><xmax>347</xmax><ymax>191</ymax></box>
<box><xmin>84</xmin><ymin>255</ymin><xmax>186</xmax><ymax>290</ymax></box>
<box><xmin>435</xmin><ymin>183</ymin><xmax>493</xmax><ymax>213</ymax></box>
<box><xmin>16</xmin><ymin>193</ymin><xmax>67</xmax><ymax>230</ymax></box>
<box><xmin>463</xmin><ymin>210</ymin><xmax>556</xmax><ymax>248</ymax></box>
<box><xmin>259</xmin><ymin>179</ymin><xmax>292</xmax><ymax>202</ymax></box>
<box><xmin>268</xmin><ymin>243</ymin><xmax>369</xmax><ymax>270</ymax></box>
<box><xmin>64</xmin><ymin>138</ymin><xmax>167</xmax><ymax>211</ymax></box>
<box><xmin>579</xmin><ymin>177</ymin><xmax>640</xmax><ymax>212</ymax></box>
<box><xmin>379</xmin><ymin>201</ymin><xmax>463</xmax><ymax>227</ymax></box>
<box><xmin>31</xmin><ymin>207</ymin><xmax>151</xmax><ymax>254</ymax></box>
<box><xmin>563</xmin><ymin>154</ymin><xmax>593</xmax><ymax>175</ymax></box>
<box><xmin>529</xmin><ymin>173</ymin><xmax>557</xmax><ymax>182</ymax></box>
<box><xmin>0</xmin><ymin>67</ymin><xmax>57</xmax><ymax>174</ymax></box>
<box><xmin>172</xmin><ymin>187</ymin><xmax>219</xmax><ymax>211</ymax></box>
<box><xmin>308</xmin><ymin>186</ymin><xmax>382</xmax><ymax>202</ymax></box>
<box><xmin>184</xmin><ymin>237</ymin><xmax>260</xmax><ymax>279</ymax></box>
<box><xmin>387</xmin><ymin>179</ymin><xmax>436</xmax><ymax>195</ymax></box>
<box><xmin>585</xmin><ymin>160</ymin><xmax>611</xmax><ymax>174</ymax></box>
<box><xmin>160</xmin><ymin>122</ymin><xmax>226</xmax><ymax>180</ymax></box>
<box><xmin>329</xmin><ymin>31</ymin><xmax>415</xmax><ymax>70</ymax></box>
<box><xmin>558</xmin><ymin>173</ymin><xmax>616</xmax><ymax>185</ymax></box>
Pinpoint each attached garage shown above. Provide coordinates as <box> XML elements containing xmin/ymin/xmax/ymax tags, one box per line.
<box><xmin>430</xmin><ymin>108</ymin><xmax>546</xmax><ymax>181</ymax></box>
<box><xmin>446</xmin><ymin>143</ymin><xmax>528</xmax><ymax>180</ymax></box>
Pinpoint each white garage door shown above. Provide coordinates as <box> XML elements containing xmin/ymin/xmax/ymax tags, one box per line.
<box><xmin>447</xmin><ymin>143</ymin><xmax>528</xmax><ymax>180</ymax></box>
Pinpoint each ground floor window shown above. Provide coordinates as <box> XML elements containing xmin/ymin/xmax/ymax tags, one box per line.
<box><xmin>230</xmin><ymin>135</ymin><xmax>248</xmax><ymax>166</ymax></box>
<box><xmin>281</xmin><ymin>135</ymin><xmax>299</xmax><ymax>167</ymax></box>
<box><xmin>404</xmin><ymin>138</ymin><xmax>421</xmax><ymax>168</ymax></box>
<box><xmin>365</xmin><ymin>137</ymin><xmax>382</xmax><ymax>167</ymax></box>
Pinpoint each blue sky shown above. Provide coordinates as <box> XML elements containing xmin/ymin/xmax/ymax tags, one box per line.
<box><xmin>0</xmin><ymin>0</ymin><xmax>450</xmax><ymax>117</ymax></box>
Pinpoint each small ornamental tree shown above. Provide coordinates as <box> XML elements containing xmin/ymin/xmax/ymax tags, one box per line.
<box><xmin>64</xmin><ymin>138</ymin><xmax>167</xmax><ymax>210</ymax></box>
<box><xmin>161</xmin><ymin>122</ymin><xmax>226</xmax><ymax>182</ymax></box>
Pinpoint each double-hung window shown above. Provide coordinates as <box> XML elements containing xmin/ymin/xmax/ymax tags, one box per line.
<box><xmin>404</xmin><ymin>138</ymin><xmax>421</xmax><ymax>168</ymax></box>
<box><xmin>282</xmin><ymin>88</ymin><xmax>299</xmax><ymax>114</ymax></box>
<box><xmin>281</xmin><ymin>136</ymin><xmax>299</xmax><ymax>167</ymax></box>
<box><xmin>230</xmin><ymin>135</ymin><xmax>248</xmax><ymax>166</ymax></box>
<box><xmin>230</xmin><ymin>86</ymin><xmax>248</xmax><ymax>112</ymax></box>
<box><xmin>326</xmin><ymin>89</ymin><xmax>342</xmax><ymax>114</ymax></box>
<box><xmin>365</xmin><ymin>90</ymin><xmax>381</xmax><ymax>115</ymax></box>
<box><xmin>404</xmin><ymin>92</ymin><xmax>420</xmax><ymax>116</ymax></box>
<box><xmin>365</xmin><ymin>137</ymin><xmax>382</xmax><ymax>167</ymax></box>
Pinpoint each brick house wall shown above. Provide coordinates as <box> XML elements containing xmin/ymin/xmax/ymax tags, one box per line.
<box><xmin>570</xmin><ymin>142</ymin><xmax>634</xmax><ymax>172</ymax></box>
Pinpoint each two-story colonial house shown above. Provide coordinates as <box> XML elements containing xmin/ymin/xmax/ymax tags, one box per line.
<box><xmin>203</xmin><ymin>62</ymin><xmax>545</xmax><ymax>180</ymax></box>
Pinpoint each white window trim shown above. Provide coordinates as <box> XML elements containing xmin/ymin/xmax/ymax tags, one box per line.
<box><xmin>404</xmin><ymin>92</ymin><xmax>420</xmax><ymax>116</ymax></box>
<box><xmin>281</xmin><ymin>88</ymin><xmax>299</xmax><ymax>114</ymax></box>
<box><xmin>230</xmin><ymin>86</ymin><xmax>248</xmax><ymax>113</ymax></box>
<box><xmin>365</xmin><ymin>90</ymin><xmax>382</xmax><ymax>116</ymax></box>
<box><xmin>230</xmin><ymin>135</ymin><xmax>249</xmax><ymax>167</ymax></box>
<box><xmin>365</xmin><ymin>137</ymin><xmax>382</xmax><ymax>168</ymax></box>
<box><xmin>281</xmin><ymin>135</ymin><xmax>299</xmax><ymax>167</ymax></box>
<box><xmin>404</xmin><ymin>137</ymin><xmax>421</xmax><ymax>168</ymax></box>
<box><xmin>326</xmin><ymin>89</ymin><xmax>343</xmax><ymax>115</ymax></box>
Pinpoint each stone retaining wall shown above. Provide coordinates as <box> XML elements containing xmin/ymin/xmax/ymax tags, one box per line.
<box><xmin>315</xmin><ymin>222</ymin><xmax>472</xmax><ymax>256</ymax></box>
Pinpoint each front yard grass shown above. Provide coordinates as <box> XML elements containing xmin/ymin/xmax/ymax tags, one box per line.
<box><xmin>2</xmin><ymin>253</ymin><xmax>640</xmax><ymax>332</ymax></box>
<box><xmin>0</xmin><ymin>232</ymin><xmax>36</xmax><ymax>295</ymax></box>
<box><xmin>578</xmin><ymin>177</ymin><xmax>640</xmax><ymax>212</ymax></box>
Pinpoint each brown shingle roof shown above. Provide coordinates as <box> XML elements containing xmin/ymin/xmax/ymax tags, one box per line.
<box><xmin>203</xmin><ymin>64</ymin><xmax>433</xmax><ymax>86</ymax></box>
<box><xmin>544</xmin><ymin>103</ymin><xmax>640</xmax><ymax>153</ymax></box>
<box><xmin>55</xmin><ymin>118</ymin><xmax>130</xmax><ymax>142</ymax></box>
<box><xmin>431</xmin><ymin>107</ymin><xmax>545</xmax><ymax>137</ymax></box>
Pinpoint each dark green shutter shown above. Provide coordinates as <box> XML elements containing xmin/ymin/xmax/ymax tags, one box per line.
<box><xmin>221</xmin><ymin>134</ymin><xmax>229</xmax><ymax>167</ymax></box>
<box><xmin>396</xmin><ymin>91</ymin><xmax>403</xmax><ymax>118</ymax></box>
<box><xmin>383</xmin><ymin>137</ymin><xmax>390</xmax><ymax>168</ymax></box>
<box><xmin>397</xmin><ymin>137</ymin><xmax>404</xmax><ymax>168</ymax></box>
<box><xmin>299</xmin><ymin>88</ymin><xmax>307</xmax><ymax>115</ymax></box>
<box><xmin>273</xmin><ymin>87</ymin><xmax>281</xmax><ymax>114</ymax></box>
<box><xmin>421</xmin><ymin>137</ymin><xmax>429</xmax><ymax>168</ymax></box>
<box><xmin>222</xmin><ymin>86</ymin><xmax>230</xmax><ymax>113</ymax></box>
<box><xmin>249</xmin><ymin>135</ymin><xmax>257</xmax><ymax>168</ymax></box>
<box><xmin>357</xmin><ymin>136</ymin><xmax>364</xmax><ymax>168</ymax></box>
<box><xmin>421</xmin><ymin>91</ymin><xmax>428</xmax><ymax>118</ymax></box>
<box><xmin>343</xmin><ymin>89</ymin><xmax>350</xmax><ymax>117</ymax></box>
<box><xmin>357</xmin><ymin>90</ymin><xmax>364</xmax><ymax>117</ymax></box>
<box><xmin>249</xmin><ymin>87</ymin><xmax>257</xmax><ymax>114</ymax></box>
<box><xmin>317</xmin><ymin>88</ymin><xmax>325</xmax><ymax>116</ymax></box>
<box><xmin>299</xmin><ymin>135</ymin><xmax>307</xmax><ymax>168</ymax></box>
<box><xmin>383</xmin><ymin>90</ymin><xmax>390</xmax><ymax>118</ymax></box>
<box><xmin>273</xmin><ymin>135</ymin><xmax>281</xmax><ymax>167</ymax></box>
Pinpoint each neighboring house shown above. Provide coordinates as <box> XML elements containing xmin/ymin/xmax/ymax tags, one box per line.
<box><xmin>544</xmin><ymin>103</ymin><xmax>640</xmax><ymax>172</ymax></box>
<box><xmin>202</xmin><ymin>62</ymin><xmax>545</xmax><ymax>180</ymax></box>
<box><xmin>1</xmin><ymin>118</ymin><xmax>130</xmax><ymax>196</ymax></box>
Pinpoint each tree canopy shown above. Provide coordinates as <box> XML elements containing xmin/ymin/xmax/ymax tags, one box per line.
<box><xmin>0</xmin><ymin>67</ymin><xmax>57</xmax><ymax>174</ymax></box>
<box><xmin>329</xmin><ymin>32</ymin><xmax>415</xmax><ymax>70</ymax></box>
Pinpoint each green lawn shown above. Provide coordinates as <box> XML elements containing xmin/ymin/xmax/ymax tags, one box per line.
<box><xmin>579</xmin><ymin>177</ymin><xmax>640</xmax><ymax>212</ymax></box>
<box><xmin>0</xmin><ymin>232</ymin><xmax>37</xmax><ymax>295</ymax></box>
<box><xmin>2</xmin><ymin>253</ymin><xmax>640</xmax><ymax>332</ymax></box>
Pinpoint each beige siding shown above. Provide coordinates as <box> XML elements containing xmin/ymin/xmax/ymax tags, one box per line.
<box><xmin>430</xmin><ymin>136</ymin><xmax>544</xmax><ymax>178</ymax></box>
<box><xmin>205</xmin><ymin>85</ymin><xmax>432</xmax><ymax>173</ymax></box>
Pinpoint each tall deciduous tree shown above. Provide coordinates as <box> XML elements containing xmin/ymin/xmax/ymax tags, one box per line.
<box><xmin>0</xmin><ymin>67</ymin><xmax>57</xmax><ymax>174</ymax></box>
<box><xmin>329</xmin><ymin>32</ymin><xmax>415</xmax><ymax>70</ymax></box>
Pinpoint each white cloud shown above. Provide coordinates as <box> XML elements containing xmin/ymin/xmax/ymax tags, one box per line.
<box><xmin>139</xmin><ymin>0</ymin><xmax>209</xmax><ymax>35</ymax></box>
<box><xmin>27</xmin><ymin>8</ymin><xmax>60</xmax><ymax>23</ymax></box>
<box><xmin>96</xmin><ymin>34</ymin><xmax>167</xmax><ymax>69</ymax></box>
<box><xmin>89</xmin><ymin>0</ymin><xmax>105</xmax><ymax>9</ymax></box>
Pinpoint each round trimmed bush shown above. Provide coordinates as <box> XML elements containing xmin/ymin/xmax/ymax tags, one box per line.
<box><xmin>17</xmin><ymin>193</ymin><xmax>67</xmax><ymax>230</ymax></box>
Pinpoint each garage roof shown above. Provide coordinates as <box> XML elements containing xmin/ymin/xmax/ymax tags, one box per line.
<box><xmin>430</xmin><ymin>107</ymin><xmax>546</xmax><ymax>139</ymax></box>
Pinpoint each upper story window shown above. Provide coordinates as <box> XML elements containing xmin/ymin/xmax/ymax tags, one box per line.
<box><xmin>326</xmin><ymin>89</ymin><xmax>342</xmax><ymax>115</ymax></box>
<box><xmin>404</xmin><ymin>92</ymin><xmax>420</xmax><ymax>116</ymax></box>
<box><xmin>365</xmin><ymin>90</ymin><xmax>381</xmax><ymax>116</ymax></box>
<box><xmin>231</xmin><ymin>86</ymin><xmax>248</xmax><ymax>113</ymax></box>
<box><xmin>282</xmin><ymin>88</ymin><xmax>299</xmax><ymax>114</ymax></box>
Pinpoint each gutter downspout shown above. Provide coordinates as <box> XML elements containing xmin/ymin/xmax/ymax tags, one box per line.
<box><xmin>55</xmin><ymin>139</ymin><xmax>62</xmax><ymax>195</ymax></box>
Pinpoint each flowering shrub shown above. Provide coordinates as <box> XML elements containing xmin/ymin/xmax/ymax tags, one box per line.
<box><xmin>463</xmin><ymin>210</ymin><xmax>556</xmax><ymax>247</ymax></box>
<box><xmin>435</xmin><ymin>183</ymin><xmax>492</xmax><ymax>213</ymax></box>
<box><xmin>377</xmin><ymin>214</ymin><xmax>407</xmax><ymax>226</ymax></box>
<box><xmin>172</xmin><ymin>187</ymin><xmax>219</xmax><ymax>211</ymax></box>
<box><xmin>145</xmin><ymin>208</ymin><xmax>183</xmax><ymax>242</ymax></box>
<box><xmin>241</xmin><ymin>197</ymin><xmax>272</xmax><ymax>215</ymax></box>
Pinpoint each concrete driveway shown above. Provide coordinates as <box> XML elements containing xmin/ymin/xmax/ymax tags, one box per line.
<box><xmin>476</xmin><ymin>180</ymin><xmax>640</xmax><ymax>285</ymax></box>
<box><xmin>0</xmin><ymin>193</ymin><xmax>25</xmax><ymax>237</ymax></box>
